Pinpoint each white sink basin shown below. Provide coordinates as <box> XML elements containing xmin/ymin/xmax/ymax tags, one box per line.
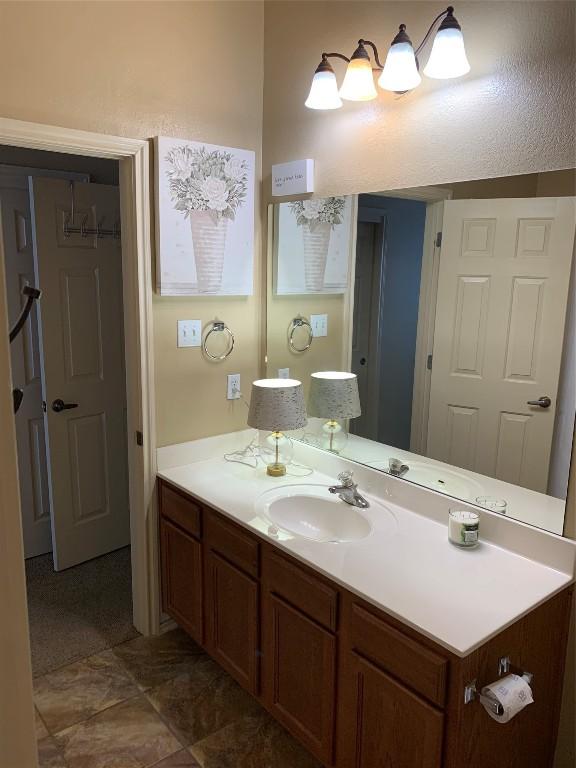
<box><xmin>255</xmin><ymin>484</ymin><xmax>390</xmax><ymax>543</ymax></box>
<box><xmin>372</xmin><ymin>460</ymin><xmax>483</xmax><ymax>500</ymax></box>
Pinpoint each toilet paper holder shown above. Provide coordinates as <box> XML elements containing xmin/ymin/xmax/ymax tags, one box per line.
<box><xmin>464</xmin><ymin>656</ymin><xmax>533</xmax><ymax>715</ymax></box>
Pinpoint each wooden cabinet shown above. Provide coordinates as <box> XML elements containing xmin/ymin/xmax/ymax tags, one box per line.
<box><xmin>205</xmin><ymin>549</ymin><xmax>259</xmax><ymax>694</ymax></box>
<box><xmin>263</xmin><ymin>593</ymin><xmax>336</xmax><ymax>764</ymax></box>
<box><xmin>347</xmin><ymin>652</ymin><xmax>443</xmax><ymax>768</ymax></box>
<box><xmin>262</xmin><ymin>549</ymin><xmax>338</xmax><ymax>764</ymax></box>
<box><xmin>158</xmin><ymin>479</ymin><xmax>573</xmax><ymax>768</ymax></box>
<box><xmin>204</xmin><ymin>508</ymin><xmax>260</xmax><ymax>695</ymax></box>
<box><xmin>160</xmin><ymin>518</ymin><xmax>203</xmax><ymax>645</ymax></box>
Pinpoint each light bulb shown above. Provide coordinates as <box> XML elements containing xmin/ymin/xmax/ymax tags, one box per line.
<box><xmin>339</xmin><ymin>42</ymin><xmax>377</xmax><ymax>102</ymax></box>
<box><xmin>424</xmin><ymin>9</ymin><xmax>470</xmax><ymax>79</ymax></box>
<box><xmin>305</xmin><ymin>59</ymin><xmax>343</xmax><ymax>109</ymax></box>
<box><xmin>378</xmin><ymin>25</ymin><xmax>421</xmax><ymax>92</ymax></box>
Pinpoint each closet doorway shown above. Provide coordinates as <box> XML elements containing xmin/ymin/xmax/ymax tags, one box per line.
<box><xmin>1</xmin><ymin>150</ymin><xmax>139</xmax><ymax>674</ymax></box>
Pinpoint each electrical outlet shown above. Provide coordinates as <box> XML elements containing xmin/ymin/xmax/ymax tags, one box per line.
<box><xmin>278</xmin><ymin>368</ymin><xmax>290</xmax><ymax>378</ymax></box>
<box><xmin>310</xmin><ymin>313</ymin><xmax>328</xmax><ymax>337</ymax></box>
<box><xmin>177</xmin><ymin>319</ymin><xmax>202</xmax><ymax>348</ymax></box>
<box><xmin>227</xmin><ymin>373</ymin><xmax>241</xmax><ymax>400</ymax></box>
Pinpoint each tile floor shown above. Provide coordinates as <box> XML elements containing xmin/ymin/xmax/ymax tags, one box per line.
<box><xmin>34</xmin><ymin>627</ymin><xmax>321</xmax><ymax>768</ymax></box>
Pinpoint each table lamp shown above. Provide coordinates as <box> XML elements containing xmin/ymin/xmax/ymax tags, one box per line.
<box><xmin>308</xmin><ymin>371</ymin><xmax>361</xmax><ymax>453</ymax></box>
<box><xmin>247</xmin><ymin>378</ymin><xmax>307</xmax><ymax>476</ymax></box>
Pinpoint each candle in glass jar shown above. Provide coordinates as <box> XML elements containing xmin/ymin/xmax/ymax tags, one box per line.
<box><xmin>448</xmin><ymin>509</ymin><xmax>479</xmax><ymax>548</ymax></box>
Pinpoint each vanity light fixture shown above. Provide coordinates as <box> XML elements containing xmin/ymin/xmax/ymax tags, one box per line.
<box><xmin>338</xmin><ymin>41</ymin><xmax>379</xmax><ymax>102</ymax></box>
<box><xmin>305</xmin><ymin>57</ymin><xmax>343</xmax><ymax>110</ymax></box>
<box><xmin>305</xmin><ymin>5</ymin><xmax>470</xmax><ymax>109</ymax></box>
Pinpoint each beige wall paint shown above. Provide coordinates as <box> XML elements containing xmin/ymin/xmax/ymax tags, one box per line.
<box><xmin>0</xmin><ymin>0</ymin><xmax>264</xmax><ymax>447</ymax></box>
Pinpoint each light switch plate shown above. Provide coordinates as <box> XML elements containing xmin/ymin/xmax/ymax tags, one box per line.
<box><xmin>227</xmin><ymin>373</ymin><xmax>241</xmax><ymax>400</ymax></box>
<box><xmin>177</xmin><ymin>319</ymin><xmax>201</xmax><ymax>348</ymax></box>
<box><xmin>310</xmin><ymin>313</ymin><xmax>328</xmax><ymax>337</ymax></box>
<box><xmin>278</xmin><ymin>368</ymin><xmax>290</xmax><ymax>378</ymax></box>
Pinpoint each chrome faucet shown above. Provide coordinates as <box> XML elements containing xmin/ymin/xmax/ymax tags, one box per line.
<box><xmin>328</xmin><ymin>471</ymin><xmax>369</xmax><ymax>508</ymax></box>
<box><xmin>388</xmin><ymin>458</ymin><xmax>409</xmax><ymax>478</ymax></box>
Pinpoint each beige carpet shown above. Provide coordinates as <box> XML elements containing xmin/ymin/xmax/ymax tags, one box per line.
<box><xmin>26</xmin><ymin>546</ymin><xmax>139</xmax><ymax>677</ymax></box>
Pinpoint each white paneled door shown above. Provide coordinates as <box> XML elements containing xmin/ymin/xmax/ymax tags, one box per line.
<box><xmin>427</xmin><ymin>197</ymin><xmax>576</xmax><ymax>493</ymax></box>
<box><xmin>1</xmin><ymin>174</ymin><xmax>51</xmax><ymax>558</ymax></box>
<box><xmin>32</xmin><ymin>177</ymin><xmax>129</xmax><ymax>570</ymax></box>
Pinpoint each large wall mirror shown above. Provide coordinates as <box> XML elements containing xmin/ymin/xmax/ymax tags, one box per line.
<box><xmin>266</xmin><ymin>170</ymin><xmax>576</xmax><ymax>535</ymax></box>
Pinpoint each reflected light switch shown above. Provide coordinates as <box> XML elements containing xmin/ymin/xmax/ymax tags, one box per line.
<box><xmin>178</xmin><ymin>319</ymin><xmax>202</xmax><ymax>348</ymax></box>
<box><xmin>310</xmin><ymin>314</ymin><xmax>328</xmax><ymax>337</ymax></box>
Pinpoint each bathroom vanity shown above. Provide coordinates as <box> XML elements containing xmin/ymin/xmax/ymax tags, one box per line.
<box><xmin>157</xmin><ymin>434</ymin><xmax>575</xmax><ymax>768</ymax></box>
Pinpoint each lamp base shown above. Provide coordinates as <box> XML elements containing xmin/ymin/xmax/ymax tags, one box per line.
<box><xmin>267</xmin><ymin>462</ymin><xmax>286</xmax><ymax>477</ymax></box>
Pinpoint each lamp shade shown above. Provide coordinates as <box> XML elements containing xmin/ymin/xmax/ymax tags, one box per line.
<box><xmin>308</xmin><ymin>372</ymin><xmax>361</xmax><ymax>420</ymax></box>
<box><xmin>423</xmin><ymin>10</ymin><xmax>470</xmax><ymax>79</ymax></box>
<box><xmin>305</xmin><ymin>60</ymin><xmax>343</xmax><ymax>109</ymax></box>
<box><xmin>247</xmin><ymin>379</ymin><xmax>307</xmax><ymax>432</ymax></box>
<box><xmin>378</xmin><ymin>25</ymin><xmax>421</xmax><ymax>92</ymax></box>
<box><xmin>339</xmin><ymin>43</ymin><xmax>377</xmax><ymax>101</ymax></box>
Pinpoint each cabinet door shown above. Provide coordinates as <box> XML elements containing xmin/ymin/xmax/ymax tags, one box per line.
<box><xmin>263</xmin><ymin>593</ymin><xmax>336</xmax><ymax>765</ymax></box>
<box><xmin>205</xmin><ymin>550</ymin><xmax>259</xmax><ymax>695</ymax></box>
<box><xmin>160</xmin><ymin>518</ymin><xmax>203</xmax><ymax>645</ymax></box>
<box><xmin>349</xmin><ymin>652</ymin><xmax>443</xmax><ymax>768</ymax></box>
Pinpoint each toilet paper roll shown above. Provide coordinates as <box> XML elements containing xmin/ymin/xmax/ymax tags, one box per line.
<box><xmin>481</xmin><ymin>674</ymin><xmax>534</xmax><ymax>723</ymax></box>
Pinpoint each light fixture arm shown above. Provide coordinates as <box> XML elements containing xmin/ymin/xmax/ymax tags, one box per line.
<box><xmin>359</xmin><ymin>39</ymin><xmax>385</xmax><ymax>71</ymax></box>
<box><xmin>321</xmin><ymin>52</ymin><xmax>351</xmax><ymax>65</ymax></box>
<box><xmin>414</xmin><ymin>6</ymin><xmax>453</xmax><ymax>57</ymax></box>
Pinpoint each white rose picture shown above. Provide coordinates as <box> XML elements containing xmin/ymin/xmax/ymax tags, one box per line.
<box><xmin>275</xmin><ymin>197</ymin><xmax>353</xmax><ymax>295</ymax></box>
<box><xmin>155</xmin><ymin>137</ymin><xmax>255</xmax><ymax>296</ymax></box>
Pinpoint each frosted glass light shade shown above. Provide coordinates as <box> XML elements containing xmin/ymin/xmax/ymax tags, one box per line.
<box><xmin>247</xmin><ymin>378</ymin><xmax>307</xmax><ymax>432</ymax></box>
<box><xmin>308</xmin><ymin>372</ymin><xmax>361</xmax><ymax>420</ymax></box>
<box><xmin>305</xmin><ymin>70</ymin><xmax>343</xmax><ymax>110</ymax></box>
<box><xmin>378</xmin><ymin>41</ymin><xmax>422</xmax><ymax>92</ymax></box>
<box><xmin>423</xmin><ymin>27</ymin><xmax>470</xmax><ymax>79</ymax></box>
<box><xmin>339</xmin><ymin>58</ymin><xmax>377</xmax><ymax>101</ymax></box>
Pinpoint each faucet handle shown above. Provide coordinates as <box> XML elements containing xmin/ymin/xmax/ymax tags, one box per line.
<box><xmin>337</xmin><ymin>470</ymin><xmax>355</xmax><ymax>487</ymax></box>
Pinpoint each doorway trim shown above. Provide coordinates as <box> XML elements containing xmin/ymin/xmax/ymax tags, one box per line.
<box><xmin>0</xmin><ymin>118</ymin><xmax>159</xmax><ymax>636</ymax></box>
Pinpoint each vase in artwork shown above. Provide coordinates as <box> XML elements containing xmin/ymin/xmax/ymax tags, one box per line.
<box><xmin>189</xmin><ymin>210</ymin><xmax>229</xmax><ymax>293</ymax></box>
<box><xmin>302</xmin><ymin>222</ymin><xmax>332</xmax><ymax>291</ymax></box>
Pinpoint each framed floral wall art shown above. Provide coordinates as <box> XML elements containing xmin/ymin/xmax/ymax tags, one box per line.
<box><xmin>274</xmin><ymin>196</ymin><xmax>354</xmax><ymax>294</ymax></box>
<box><xmin>155</xmin><ymin>137</ymin><xmax>255</xmax><ymax>295</ymax></box>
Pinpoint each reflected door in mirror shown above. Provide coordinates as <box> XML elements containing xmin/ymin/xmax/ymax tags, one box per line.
<box><xmin>428</xmin><ymin>197</ymin><xmax>576</xmax><ymax>493</ymax></box>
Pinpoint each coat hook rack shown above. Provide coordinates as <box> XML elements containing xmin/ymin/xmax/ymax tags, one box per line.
<box><xmin>63</xmin><ymin>182</ymin><xmax>121</xmax><ymax>241</ymax></box>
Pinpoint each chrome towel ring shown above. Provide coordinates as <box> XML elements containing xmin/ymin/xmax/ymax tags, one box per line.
<box><xmin>288</xmin><ymin>316</ymin><xmax>313</xmax><ymax>353</ymax></box>
<box><xmin>203</xmin><ymin>321</ymin><xmax>235</xmax><ymax>361</ymax></box>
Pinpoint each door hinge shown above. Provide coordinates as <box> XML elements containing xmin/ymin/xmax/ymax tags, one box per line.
<box><xmin>135</xmin><ymin>430</ymin><xmax>143</xmax><ymax>446</ymax></box>
<box><xmin>427</xmin><ymin>354</ymin><xmax>433</xmax><ymax>371</ymax></box>
<box><xmin>435</xmin><ymin>231</ymin><xmax>442</xmax><ymax>248</ymax></box>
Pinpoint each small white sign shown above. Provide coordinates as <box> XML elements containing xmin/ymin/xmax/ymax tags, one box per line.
<box><xmin>272</xmin><ymin>159</ymin><xmax>314</xmax><ymax>197</ymax></box>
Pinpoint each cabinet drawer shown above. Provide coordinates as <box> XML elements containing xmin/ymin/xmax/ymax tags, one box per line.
<box><xmin>264</xmin><ymin>549</ymin><xmax>338</xmax><ymax>632</ymax></box>
<box><xmin>205</xmin><ymin>510</ymin><xmax>259</xmax><ymax>577</ymax></box>
<box><xmin>160</xmin><ymin>482</ymin><xmax>202</xmax><ymax>539</ymax></box>
<box><xmin>351</xmin><ymin>603</ymin><xmax>447</xmax><ymax>708</ymax></box>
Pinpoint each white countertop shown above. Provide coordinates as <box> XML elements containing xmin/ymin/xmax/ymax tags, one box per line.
<box><xmin>331</xmin><ymin>430</ymin><xmax>566</xmax><ymax>535</ymax></box>
<box><xmin>157</xmin><ymin>430</ymin><xmax>576</xmax><ymax>658</ymax></box>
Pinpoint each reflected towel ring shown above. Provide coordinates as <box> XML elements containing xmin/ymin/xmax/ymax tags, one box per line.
<box><xmin>288</xmin><ymin>316</ymin><xmax>313</xmax><ymax>353</ymax></box>
<box><xmin>203</xmin><ymin>321</ymin><xmax>235</xmax><ymax>361</ymax></box>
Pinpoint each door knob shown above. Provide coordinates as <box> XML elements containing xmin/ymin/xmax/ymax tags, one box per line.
<box><xmin>526</xmin><ymin>396</ymin><xmax>551</xmax><ymax>409</ymax></box>
<box><xmin>52</xmin><ymin>398</ymin><xmax>79</xmax><ymax>413</ymax></box>
<box><xmin>359</xmin><ymin>357</ymin><xmax>367</xmax><ymax>366</ymax></box>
